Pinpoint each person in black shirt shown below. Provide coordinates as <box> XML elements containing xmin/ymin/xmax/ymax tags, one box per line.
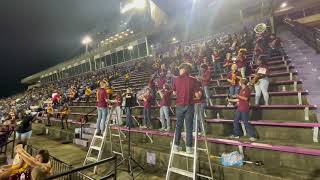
<box><xmin>16</xmin><ymin>111</ymin><xmax>36</xmax><ymax>145</ymax></box>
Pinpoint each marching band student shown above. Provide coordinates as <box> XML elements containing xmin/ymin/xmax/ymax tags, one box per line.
<box><xmin>193</xmin><ymin>87</ymin><xmax>206</xmax><ymax>133</ymax></box>
<box><xmin>223</xmin><ymin>52</ymin><xmax>233</xmax><ymax>73</ymax></box>
<box><xmin>158</xmin><ymin>84</ymin><xmax>172</xmax><ymax>131</ymax></box>
<box><xmin>173</xmin><ymin>63</ymin><xmax>201</xmax><ymax>154</ymax></box>
<box><xmin>253</xmin><ymin>57</ymin><xmax>270</xmax><ymax>105</ymax></box>
<box><xmin>212</xmin><ymin>48</ymin><xmax>222</xmax><ymax>78</ymax></box>
<box><xmin>268</xmin><ymin>33</ymin><xmax>283</xmax><ymax>58</ymax></box>
<box><xmin>236</xmin><ymin>48</ymin><xmax>248</xmax><ymax>78</ymax></box>
<box><xmin>229</xmin><ymin>79</ymin><xmax>256</xmax><ymax>141</ymax></box>
<box><xmin>84</xmin><ymin>86</ymin><xmax>92</xmax><ymax>103</ymax></box>
<box><xmin>114</xmin><ymin>92</ymin><xmax>123</xmax><ymax>125</ymax></box>
<box><xmin>124</xmin><ymin>88</ymin><xmax>135</xmax><ymax>128</ymax></box>
<box><xmin>46</xmin><ymin>103</ymin><xmax>53</xmax><ymax>126</ymax></box>
<box><xmin>227</xmin><ymin>64</ymin><xmax>241</xmax><ymax>98</ymax></box>
<box><xmin>124</xmin><ymin>72</ymin><xmax>130</xmax><ymax>88</ymax></box>
<box><xmin>60</xmin><ymin>103</ymin><xmax>70</xmax><ymax>129</ymax></box>
<box><xmin>200</xmin><ymin>64</ymin><xmax>212</xmax><ymax>106</ymax></box>
<box><xmin>95</xmin><ymin>80</ymin><xmax>108</xmax><ymax>135</ymax></box>
<box><xmin>141</xmin><ymin>88</ymin><xmax>152</xmax><ymax>129</ymax></box>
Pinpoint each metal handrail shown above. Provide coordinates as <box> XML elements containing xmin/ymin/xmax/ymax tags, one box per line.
<box><xmin>46</xmin><ymin>155</ymin><xmax>117</xmax><ymax>180</ymax></box>
<box><xmin>282</xmin><ymin>17</ymin><xmax>320</xmax><ymax>53</ymax></box>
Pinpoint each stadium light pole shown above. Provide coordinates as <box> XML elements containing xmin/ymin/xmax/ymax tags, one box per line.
<box><xmin>82</xmin><ymin>36</ymin><xmax>92</xmax><ymax>54</ymax></box>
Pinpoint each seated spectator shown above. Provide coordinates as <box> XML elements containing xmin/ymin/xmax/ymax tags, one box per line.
<box><xmin>0</xmin><ymin>142</ymin><xmax>29</xmax><ymax>180</ymax></box>
<box><xmin>124</xmin><ymin>72</ymin><xmax>130</xmax><ymax>88</ymax></box>
<box><xmin>15</xmin><ymin>144</ymin><xmax>52</xmax><ymax>180</ymax></box>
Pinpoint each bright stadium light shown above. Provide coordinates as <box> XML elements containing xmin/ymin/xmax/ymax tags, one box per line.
<box><xmin>121</xmin><ymin>0</ymin><xmax>146</xmax><ymax>14</ymax></box>
<box><xmin>280</xmin><ymin>2</ymin><xmax>287</xmax><ymax>8</ymax></box>
<box><xmin>82</xmin><ymin>36</ymin><xmax>92</xmax><ymax>53</ymax></box>
<box><xmin>82</xmin><ymin>36</ymin><xmax>92</xmax><ymax>45</ymax></box>
<box><xmin>128</xmin><ymin>45</ymin><xmax>133</xmax><ymax>50</ymax></box>
<box><xmin>130</xmin><ymin>31</ymin><xmax>134</xmax><ymax>34</ymax></box>
<box><xmin>172</xmin><ymin>37</ymin><xmax>177</xmax><ymax>41</ymax></box>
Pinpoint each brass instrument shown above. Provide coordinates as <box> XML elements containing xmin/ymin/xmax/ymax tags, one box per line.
<box><xmin>254</xmin><ymin>23</ymin><xmax>267</xmax><ymax>34</ymax></box>
<box><xmin>231</xmin><ymin>73</ymin><xmax>237</xmax><ymax>86</ymax></box>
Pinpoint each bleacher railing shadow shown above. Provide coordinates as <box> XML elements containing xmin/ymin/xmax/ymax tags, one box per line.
<box><xmin>282</xmin><ymin>17</ymin><xmax>320</xmax><ymax>53</ymax></box>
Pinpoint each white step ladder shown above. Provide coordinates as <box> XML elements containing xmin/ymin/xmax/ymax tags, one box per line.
<box><xmin>108</xmin><ymin>106</ymin><xmax>125</xmax><ymax>160</ymax></box>
<box><xmin>166</xmin><ymin>103</ymin><xmax>214</xmax><ymax>180</ymax></box>
<box><xmin>83</xmin><ymin>107</ymin><xmax>113</xmax><ymax>174</ymax></box>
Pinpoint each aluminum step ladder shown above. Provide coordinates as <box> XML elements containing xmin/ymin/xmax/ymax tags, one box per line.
<box><xmin>108</xmin><ymin>106</ymin><xmax>125</xmax><ymax>160</ymax></box>
<box><xmin>166</xmin><ymin>103</ymin><xmax>214</xmax><ymax>180</ymax></box>
<box><xmin>83</xmin><ymin>107</ymin><xmax>112</xmax><ymax>174</ymax></box>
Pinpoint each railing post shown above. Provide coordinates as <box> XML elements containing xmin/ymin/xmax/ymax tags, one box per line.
<box><xmin>114</xmin><ymin>155</ymin><xmax>117</xmax><ymax>180</ymax></box>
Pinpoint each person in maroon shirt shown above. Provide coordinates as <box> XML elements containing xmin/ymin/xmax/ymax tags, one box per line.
<box><xmin>253</xmin><ymin>57</ymin><xmax>270</xmax><ymax>105</ymax></box>
<box><xmin>200</xmin><ymin>64</ymin><xmax>212</xmax><ymax>106</ymax></box>
<box><xmin>212</xmin><ymin>49</ymin><xmax>222</xmax><ymax>78</ymax></box>
<box><xmin>158</xmin><ymin>84</ymin><xmax>172</xmax><ymax>131</ymax></box>
<box><xmin>223</xmin><ymin>52</ymin><xmax>233</xmax><ymax>73</ymax></box>
<box><xmin>141</xmin><ymin>88</ymin><xmax>152</xmax><ymax>129</ymax></box>
<box><xmin>229</xmin><ymin>79</ymin><xmax>256</xmax><ymax>141</ymax></box>
<box><xmin>95</xmin><ymin>80</ymin><xmax>109</xmax><ymax>136</ymax></box>
<box><xmin>236</xmin><ymin>49</ymin><xmax>247</xmax><ymax>78</ymax></box>
<box><xmin>172</xmin><ymin>63</ymin><xmax>201</xmax><ymax>154</ymax></box>
<box><xmin>113</xmin><ymin>92</ymin><xmax>122</xmax><ymax>125</ymax></box>
<box><xmin>268</xmin><ymin>33</ymin><xmax>284</xmax><ymax>58</ymax></box>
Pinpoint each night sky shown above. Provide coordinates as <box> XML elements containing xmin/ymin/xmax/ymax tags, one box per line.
<box><xmin>0</xmin><ymin>0</ymin><xmax>119</xmax><ymax>98</ymax></box>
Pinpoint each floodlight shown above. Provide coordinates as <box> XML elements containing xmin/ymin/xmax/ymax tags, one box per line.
<box><xmin>128</xmin><ymin>45</ymin><xmax>133</xmax><ymax>50</ymax></box>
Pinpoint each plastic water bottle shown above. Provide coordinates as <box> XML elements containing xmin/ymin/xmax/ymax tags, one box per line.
<box><xmin>282</xmin><ymin>85</ymin><xmax>286</xmax><ymax>92</ymax></box>
<box><xmin>217</xmin><ymin>113</ymin><xmax>220</xmax><ymax>119</ymax></box>
<box><xmin>20</xmin><ymin>173</ymin><xmax>25</xmax><ymax>180</ymax></box>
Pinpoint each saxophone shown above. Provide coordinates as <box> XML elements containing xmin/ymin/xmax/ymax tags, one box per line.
<box><xmin>231</xmin><ymin>73</ymin><xmax>237</xmax><ymax>86</ymax></box>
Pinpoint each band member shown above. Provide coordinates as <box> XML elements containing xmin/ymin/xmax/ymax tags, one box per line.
<box><xmin>253</xmin><ymin>57</ymin><xmax>269</xmax><ymax>105</ymax></box>
<box><xmin>46</xmin><ymin>103</ymin><xmax>53</xmax><ymax>126</ymax></box>
<box><xmin>114</xmin><ymin>92</ymin><xmax>123</xmax><ymax>125</ymax></box>
<box><xmin>84</xmin><ymin>86</ymin><xmax>92</xmax><ymax>103</ymax></box>
<box><xmin>140</xmin><ymin>88</ymin><xmax>152</xmax><ymax>129</ymax></box>
<box><xmin>212</xmin><ymin>48</ymin><xmax>222</xmax><ymax>78</ymax></box>
<box><xmin>60</xmin><ymin>104</ymin><xmax>70</xmax><ymax>129</ymax></box>
<box><xmin>223</xmin><ymin>52</ymin><xmax>233</xmax><ymax>73</ymax></box>
<box><xmin>124</xmin><ymin>72</ymin><xmax>130</xmax><ymax>88</ymax></box>
<box><xmin>268</xmin><ymin>33</ymin><xmax>283</xmax><ymax>58</ymax></box>
<box><xmin>227</xmin><ymin>64</ymin><xmax>241</xmax><ymax>97</ymax></box>
<box><xmin>229</xmin><ymin>79</ymin><xmax>256</xmax><ymax>141</ymax></box>
<box><xmin>236</xmin><ymin>49</ymin><xmax>247</xmax><ymax>78</ymax></box>
<box><xmin>199</xmin><ymin>64</ymin><xmax>212</xmax><ymax>106</ymax></box>
<box><xmin>173</xmin><ymin>63</ymin><xmax>201</xmax><ymax>154</ymax></box>
<box><xmin>194</xmin><ymin>87</ymin><xmax>205</xmax><ymax>133</ymax></box>
<box><xmin>96</xmin><ymin>80</ymin><xmax>109</xmax><ymax>135</ymax></box>
<box><xmin>124</xmin><ymin>88</ymin><xmax>136</xmax><ymax>128</ymax></box>
<box><xmin>158</xmin><ymin>84</ymin><xmax>172</xmax><ymax>131</ymax></box>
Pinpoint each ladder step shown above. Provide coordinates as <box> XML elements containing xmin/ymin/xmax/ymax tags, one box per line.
<box><xmin>198</xmin><ymin>148</ymin><xmax>208</xmax><ymax>152</ymax></box>
<box><xmin>173</xmin><ymin>151</ymin><xmax>194</xmax><ymax>158</ymax></box>
<box><xmin>112</xmin><ymin>151</ymin><xmax>123</xmax><ymax>155</ymax></box>
<box><xmin>111</xmin><ymin>134</ymin><xmax>120</xmax><ymax>137</ymax></box>
<box><xmin>86</xmin><ymin>157</ymin><xmax>98</xmax><ymax>162</ymax></box>
<box><xmin>90</xmin><ymin>146</ymin><xmax>102</xmax><ymax>151</ymax></box>
<box><xmin>169</xmin><ymin>167</ymin><xmax>193</xmax><ymax>178</ymax></box>
<box><xmin>94</xmin><ymin>135</ymin><xmax>103</xmax><ymax>139</ymax></box>
<box><xmin>197</xmin><ymin>173</ymin><xmax>214</xmax><ymax>180</ymax></box>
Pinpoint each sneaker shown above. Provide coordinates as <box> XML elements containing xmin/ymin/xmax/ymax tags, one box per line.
<box><xmin>96</xmin><ymin>131</ymin><xmax>101</xmax><ymax>136</ymax></box>
<box><xmin>249</xmin><ymin>137</ymin><xmax>256</xmax><ymax>142</ymax></box>
<box><xmin>165</xmin><ymin>127</ymin><xmax>170</xmax><ymax>131</ymax></box>
<box><xmin>229</xmin><ymin>135</ymin><xmax>240</xmax><ymax>139</ymax></box>
<box><xmin>173</xmin><ymin>145</ymin><xmax>181</xmax><ymax>152</ymax></box>
<box><xmin>159</xmin><ymin>128</ymin><xmax>165</xmax><ymax>131</ymax></box>
<box><xmin>186</xmin><ymin>147</ymin><xmax>194</xmax><ymax>154</ymax></box>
